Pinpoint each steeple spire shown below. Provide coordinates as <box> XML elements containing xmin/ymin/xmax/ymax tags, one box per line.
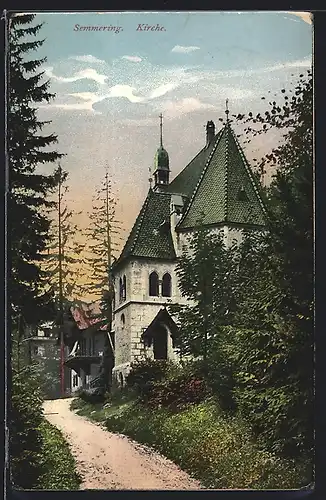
<box><xmin>153</xmin><ymin>113</ymin><xmax>170</xmax><ymax>189</ymax></box>
<box><xmin>225</xmin><ymin>98</ymin><xmax>230</xmax><ymax>122</ymax></box>
<box><xmin>159</xmin><ymin>112</ymin><xmax>163</xmax><ymax>147</ymax></box>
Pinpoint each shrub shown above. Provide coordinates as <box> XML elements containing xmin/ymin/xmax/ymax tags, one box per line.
<box><xmin>126</xmin><ymin>358</ymin><xmax>172</xmax><ymax>393</ymax></box>
<box><xmin>10</xmin><ymin>368</ymin><xmax>44</xmax><ymax>489</ymax></box>
<box><xmin>77</xmin><ymin>387</ymin><xmax>106</xmax><ymax>405</ymax></box>
<box><xmin>140</xmin><ymin>372</ymin><xmax>210</xmax><ymax>410</ymax></box>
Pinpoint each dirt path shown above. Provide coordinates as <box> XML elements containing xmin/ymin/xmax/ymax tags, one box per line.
<box><xmin>43</xmin><ymin>398</ymin><xmax>203</xmax><ymax>490</ymax></box>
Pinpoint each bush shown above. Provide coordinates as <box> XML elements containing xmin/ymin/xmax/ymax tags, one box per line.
<box><xmin>76</xmin><ymin>387</ymin><xmax>106</xmax><ymax>405</ymax></box>
<box><xmin>141</xmin><ymin>373</ymin><xmax>210</xmax><ymax>410</ymax></box>
<box><xmin>10</xmin><ymin>368</ymin><xmax>44</xmax><ymax>489</ymax></box>
<box><xmin>126</xmin><ymin>358</ymin><xmax>172</xmax><ymax>393</ymax></box>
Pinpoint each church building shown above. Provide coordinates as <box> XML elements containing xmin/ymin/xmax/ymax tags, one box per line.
<box><xmin>111</xmin><ymin>105</ymin><xmax>267</xmax><ymax>385</ymax></box>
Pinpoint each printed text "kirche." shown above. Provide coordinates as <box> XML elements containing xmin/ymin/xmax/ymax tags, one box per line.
<box><xmin>136</xmin><ymin>24</ymin><xmax>166</xmax><ymax>31</ymax></box>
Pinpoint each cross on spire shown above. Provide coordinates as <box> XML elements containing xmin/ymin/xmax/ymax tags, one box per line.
<box><xmin>159</xmin><ymin>113</ymin><xmax>163</xmax><ymax>147</ymax></box>
<box><xmin>225</xmin><ymin>98</ymin><xmax>230</xmax><ymax>122</ymax></box>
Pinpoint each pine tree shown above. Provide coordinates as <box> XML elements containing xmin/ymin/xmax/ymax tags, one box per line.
<box><xmin>42</xmin><ymin>165</ymin><xmax>87</xmax><ymax>302</ymax></box>
<box><xmin>82</xmin><ymin>172</ymin><xmax>124</xmax><ymax>390</ymax></box>
<box><xmin>8</xmin><ymin>13</ymin><xmax>64</xmax><ymax>326</ymax></box>
<box><xmin>84</xmin><ymin>171</ymin><xmax>124</xmax><ymax>299</ymax></box>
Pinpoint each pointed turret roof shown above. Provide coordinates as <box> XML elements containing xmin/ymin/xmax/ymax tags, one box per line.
<box><xmin>177</xmin><ymin>121</ymin><xmax>267</xmax><ymax>230</ymax></box>
<box><xmin>113</xmin><ymin>189</ymin><xmax>176</xmax><ymax>268</ymax></box>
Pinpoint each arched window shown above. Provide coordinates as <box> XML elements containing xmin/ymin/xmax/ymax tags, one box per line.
<box><xmin>162</xmin><ymin>273</ymin><xmax>172</xmax><ymax>297</ymax></box>
<box><xmin>121</xmin><ymin>313</ymin><xmax>125</xmax><ymax>328</ymax></box>
<box><xmin>119</xmin><ymin>277</ymin><xmax>123</xmax><ymax>303</ymax></box>
<box><xmin>123</xmin><ymin>275</ymin><xmax>126</xmax><ymax>301</ymax></box>
<box><xmin>149</xmin><ymin>271</ymin><xmax>159</xmax><ymax>296</ymax></box>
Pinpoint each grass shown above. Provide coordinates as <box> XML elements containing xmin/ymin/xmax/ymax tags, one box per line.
<box><xmin>71</xmin><ymin>395</ymin><xmax>310</xmax><ymax>490</ymax></box>
<box><xmin>36</xmin><ymin>419</ymin><xmax>82</xmax><ymax>490</ymax></box>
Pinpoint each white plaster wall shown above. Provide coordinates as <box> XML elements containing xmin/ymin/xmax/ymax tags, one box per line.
<box><xmin>113</xmin><ymin>258</ymin><xmax>186</xmax><ymax>372</ymax></box>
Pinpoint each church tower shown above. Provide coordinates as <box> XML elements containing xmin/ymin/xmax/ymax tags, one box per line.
<box><xmin>153</xmin><ymin>114</ymin><xmax>170</xmax><ymax>189</ymax></box>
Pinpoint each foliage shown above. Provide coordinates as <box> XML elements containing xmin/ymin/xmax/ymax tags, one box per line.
<box><xmin>76</xmin><ymin>387</ymin><xmax>106</xmax><ymax>405</ymax></box>
<box><xmin>36</xmin><ymin>420</ymin><xmax>82</xmax><ymax>490</ymax></box>
<box><xmin>76</xmin><ymin>396</ymin><xmax>310</xmax><ymax>490</ymax></box>
<box><xmin>8</xmin><ymin>13</ymin><xmax>63</xmax><ymax>324</ymax></box>
<box><xmin>10</xmin><ymin>367</ymin><xmax>44</xmax><ymax>489</ymax></box>
<box><xmin>83</xmin><ymin>172</ymin><xmax>124</xmax><ymax>299</ymax></box>
<box><xmin>170</xmin><ymin>228</ymin><xmax>238</xmax><ymax>361</ymax></box>
<box><xmin>42</xmin><ymin>165</ymin><xmax>87</xmax><ymax>302</ymax></box>
<box><xmin>126</xmin><ymin>358</ymin><xmax>172</xmax><ymax>393</ymax></box>
<box><xmin>140</xmin><ymin>374</ymin><xmax>209</xmax><ymax>410</ymax></box>
<box><xmin>227</xmin><ymin>70</ymin><xmax>313</xmax><ymax>460</ymax></box>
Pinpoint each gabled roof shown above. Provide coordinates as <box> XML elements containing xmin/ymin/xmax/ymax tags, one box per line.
<box><xmin>141</xmin><ymin>307</ymin><xmax>179</xmax><ymax>345</ymax></box>
<box><xmin>70</xmin><ymin>301</ymin><xmax>107</xmax><ymax>331</ymax></box>
<box><xmin>167</xmin><ymin>129</ymin><xmax>223</xmax><ymax>198</ymax></box>
<box><xmin>177</xmin><ymin>121</ymin><xmax>267</xmax><ymax>230</ymax></box>
<box><xmin>114</xmin><ymin>189</ymin><xmax>176</xmax><ymax>267</ymax></box>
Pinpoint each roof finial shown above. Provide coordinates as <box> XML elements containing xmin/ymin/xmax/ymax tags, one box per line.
<box><xmin>148</xmin><ymin>166</ymin><xmax>153</xmax><ymax>190</ymax></box>
<box><xmin>159</xmin><ymin>113</ymin><xmax>163</xmax><ymax>147</ymax></box>
<box><xmin>225</xmin><ymin>98</ymin><xmax>230</xmax><ymax>122</ymax></box>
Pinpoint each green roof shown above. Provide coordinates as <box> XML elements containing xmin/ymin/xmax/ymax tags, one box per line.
<box><xmin>114</xmin><ymin>189</ymin><xmax>176</xmax><ymax>266</ymax></box>
<box><xmin>154</xmin><ymin>146</ymin><xmax>170</xmax><ymax>171</ymax></box>
<box><xmin>177</xmin><ymin>122</ymin><xmax>267</xmax><ymax>230</ymax></box>
<box><xmin>167</xmin><ymin>129</ymin><xmax>223</xmax><ymax>198</ymax></box>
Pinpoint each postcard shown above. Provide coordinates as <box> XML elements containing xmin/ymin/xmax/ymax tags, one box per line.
<box><xmin>7</xmin><ymin>10</ymin><xmax>313</xmax><ymax>492</ymax></box>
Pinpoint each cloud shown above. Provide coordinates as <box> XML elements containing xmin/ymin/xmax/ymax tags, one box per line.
<box><xmin>171</xmin><ymin>45</ymin><xmax>200</xmax><ymax>54</ymax></box>
<box><xmin>149</xmin><ymin>83</ymin><xmax>179</xmax><ymax>99</ymax></box>
<box><xmin>44</xmin><ymin>66</ymin><xmax>108</xmax><ymax>85</ymax></box>
<box><xmin>69</xmin><ymin>55</ymin><xmax>106</xmax><ymax>64</ymax></box>
<box><xmin>290</xmin><ymin>12</ymin><xmax>313</xmax><ymax>24</ymax></box>
<box><xmin>121</xmin><ymin>55</ymin><xmax>142</xmax><ymax>63</ymax></box>
<box><xmin>107</xmin><ymin>85</ymin><xmax>145</xmax><ymax>103</ymax></box>
<box><xmin>160</xmin><ymin>97</ymin><xmax>215</xmax><ymax>119</ymax></box>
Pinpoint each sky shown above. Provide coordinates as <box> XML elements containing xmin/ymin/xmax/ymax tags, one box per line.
<box><xmin>27</xmin><ymin>10</ymin><xmax>313</xmax><ymax>255</ymax></box>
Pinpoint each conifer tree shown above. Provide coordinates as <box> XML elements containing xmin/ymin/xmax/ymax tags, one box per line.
<box><xmin>42</xmin><ymin>165</ymin><xmax>87</xmax><ymax>302</ymax></box>
<box><xmin>83</xmin><ymin>172</ymin><xmax>124</xmax><ymax>390</ymax></box>
<box><xmin>8</xmin><ymin>13</ymin><xmax>64</xmax><ymax>326</ymax></box>
<box><xmin>84</xmin><ymin>171</ymin><xmax>124</xmax><ymax>299</ymax></box>
<box><xmin>8</xmin><ymin>13</ymin><xmax>63</xmax><ymax>489</ymax></box>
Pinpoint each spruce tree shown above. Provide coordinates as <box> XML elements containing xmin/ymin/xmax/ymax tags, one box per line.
<box><xmin>8</xmin><ymin>13</ymin><xmax>64</xmax><ymax>326</ymax></box>
<box><xmin>8</xmin><ymin>13</ymin><xmax>63</xmax><ymax>488</ymax></box>
<box><xmin>84</xmin><ymin>171</ymin><xmax>123</xmax><ymax>298</ymax></box>
<box><xmin>42</xmin><ymin>165</ymin><xmax>87</xmax><ymax>302</ymax></box>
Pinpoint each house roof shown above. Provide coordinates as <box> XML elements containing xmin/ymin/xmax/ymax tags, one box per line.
<box><xmin>113</xmin><ymin>189</ymin><xmax>176</xmax><ymax>267</ymax></box>
<box><xmin>70</xmin><ymin>301</ymin><xmax>107</xmax><ymax>331</ymax></box>
<box><xmin>177</xmin><ymin>121</ymin><xmax>267</xmax><ymax>230</ymax></box>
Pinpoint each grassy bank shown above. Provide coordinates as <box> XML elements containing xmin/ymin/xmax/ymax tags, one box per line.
<box><xmin>36</xmin><ymin>419</ymin><xmax>82</xmax><ymax>490</ymax></box>
<box><xmin>71</xmin><ymin>396</ymin><xmax>308</xmax><ymax>490</ymax></box>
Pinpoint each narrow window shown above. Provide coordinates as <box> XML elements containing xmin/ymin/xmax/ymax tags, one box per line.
<box><xmin>119</xmin><ymin>277</ymin><xmax>123</xmax><ymax>302</ymax></box>
<box><xmin>149</xmin><ymin>271</ymin><xmax>159</xmax><ymax>296</ymax></box>
<box><xmin>123</xmin><ymin>275</ymin><xmax>127</xmax><ymax>301</ymax></box>
<box><xmin>162</xmin><ymin>273</ymin><xmax>172</xmax><ymax>297</ymax></box>
<box><xmin>121</xmin><ymin>313</ymin><xmax>125</xmax><ymax>328</ymax></box>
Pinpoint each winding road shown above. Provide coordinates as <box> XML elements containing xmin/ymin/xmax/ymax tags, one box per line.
<box><xmin>43</xmin><ymin>398</ymin><xmax>203</xmax><ymax>490</ymax></box>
